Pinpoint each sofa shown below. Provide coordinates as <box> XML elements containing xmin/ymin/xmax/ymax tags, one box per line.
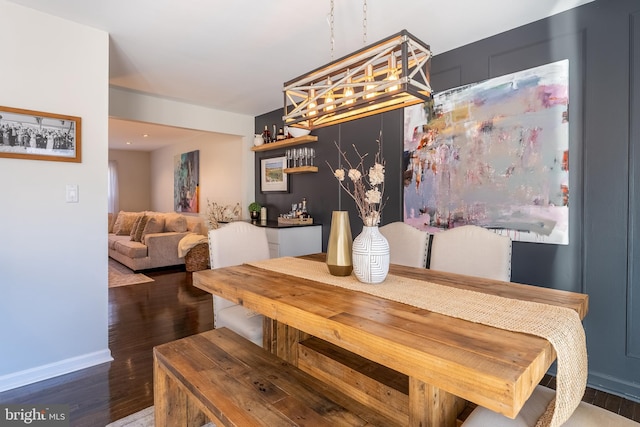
<box><xmin>108</xmin><ymin>211</ymin><xmax>207</xmax><ymax>271</ymax></box>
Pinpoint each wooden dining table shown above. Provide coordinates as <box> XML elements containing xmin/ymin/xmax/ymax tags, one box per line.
<box><xmin>193</xmin><ymin>254</ymin><xmax>588</xmax><ymax>427</ymax></box>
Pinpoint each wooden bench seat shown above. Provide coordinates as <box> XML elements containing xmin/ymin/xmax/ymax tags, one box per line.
<box><xmin>153</xmin><ymin>327</ymin><xmax>396</xmax><ymax>426</ymax></box>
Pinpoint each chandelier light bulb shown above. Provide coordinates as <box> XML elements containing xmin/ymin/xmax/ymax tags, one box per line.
<box><xmin>386</xmin><ymin>55</ymin><xmax>399</xmax><ymax>92</ymax></box>
<box><xmin>307</xmin><ymin>87</ymin><xmax>317</xmax><ymax>117</ymax></box>
<box><xmin>364</xmin><ymin>63</ymin><xmax>376</xmax><ymax>99</ymax></box>
<box><xmin>343</xmin><ymin>72</ymin><xmax>355</xmax><ymax>105</ymax></box>
<box><xmin>325</xmin><ymin>78</ymin><xmax>335</xmax><ymax>112</ymax></box>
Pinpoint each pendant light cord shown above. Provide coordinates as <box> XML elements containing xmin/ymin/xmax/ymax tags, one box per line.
<box><xmin>362</xmin><ymin>0</ymin><xmax>367</xmax><ymax>45</ymax></box>
<box><xmin>329</xmin><ymin>0</ymin><xmax>335</xmax><ymax>60</ymax></box>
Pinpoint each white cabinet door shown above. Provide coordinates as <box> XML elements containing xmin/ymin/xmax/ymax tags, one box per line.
<box><xmin>265</xmin><ymin>225</ymin><xmax>322</xmax><ymax>258</ymax></box>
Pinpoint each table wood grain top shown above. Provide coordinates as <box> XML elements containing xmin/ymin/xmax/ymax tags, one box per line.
<box><xmin>193</xmin><ymin>254</ymin><xmax>588</xmax><ymax>418</ymax></box>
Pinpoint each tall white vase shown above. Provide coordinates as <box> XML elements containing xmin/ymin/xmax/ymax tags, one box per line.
<box><xmin>352</xmin><ymin>225</ymin><xmax>390</xmax><ymax>284</ymax></box>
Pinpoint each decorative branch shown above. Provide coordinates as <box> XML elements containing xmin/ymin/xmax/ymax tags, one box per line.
<box><xmin>327</xmin><ymin>131</ymin><xmax>386</xmax><ymax>226</ymax></box>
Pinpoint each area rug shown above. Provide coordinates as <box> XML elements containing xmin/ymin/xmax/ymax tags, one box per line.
<box><xmin>106</xmin><ymin>406</ymin><xmax>214</xmax><ymax>427</ymax></box>
<box><xmin>108</xmin><ymin>258</ymin><xmax>154</xmax><ymax>288</ymax></box>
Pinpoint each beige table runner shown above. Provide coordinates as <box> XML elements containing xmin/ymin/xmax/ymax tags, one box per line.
<box><xmin>248</xmin><ymin>257</ymin><xmax>587</xmax><ymax>427</ymax></box>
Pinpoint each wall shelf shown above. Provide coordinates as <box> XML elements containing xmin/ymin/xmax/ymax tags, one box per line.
<box><xmin>251</xmin><ymin>135</ymin><xmax>318</xmax><ymax>152</ymax></box>
<box><xmin>284</xmin><ymin>166</ymin><xmax>318</xmax><ymax>174</ymax></box>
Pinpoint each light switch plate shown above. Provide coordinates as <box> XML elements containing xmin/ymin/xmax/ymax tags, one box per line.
<box><xmin>66</xmin><ymin>184</ymin><xmax>79</xmax><ymax>203</ymax></box>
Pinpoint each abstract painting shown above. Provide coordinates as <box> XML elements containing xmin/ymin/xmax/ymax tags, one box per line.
<box><xmin>174</xmin><ymin>150</ymin><xmax>199</xmax><ymax>213</ymax></box>
<box><xmin>403</xmin><ymin>60</ymin><xmax>569</xmax><ymax>244</ymax></box>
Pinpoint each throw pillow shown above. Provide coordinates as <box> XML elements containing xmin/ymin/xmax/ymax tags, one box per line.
<box><xmin>132</xmin><ymin>215</ymin><xmax>149</xmax><ymax>242</ymax></box>
<box><xmin>129</xmin><ymin>216</ymin><xmax>143</xmax><ymax>239</ymax></box>
<box><xmin>108</xmin><ymin>212</ymin><xmax>116</xmax><ymax>233</ymax></box>
<box><xmin>165</xmin><ymin>213</ymin><xmax>188</xmax><ymax>232</ymax></box>
<box><xmin>141</xmin><ymin>216</ymin><xmax>166</xmax><ymax>244</ymax></box>
<box><xmin>113</xmin><ymin>211</ymin><xmax>141</xmax><ymax>236</ymax></box>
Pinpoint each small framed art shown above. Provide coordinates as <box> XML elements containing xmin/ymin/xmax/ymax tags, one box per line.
<box><xmin>260</xmin><ymin>156</ymin><xmax>288</xmax><ymax>193</ymax></box>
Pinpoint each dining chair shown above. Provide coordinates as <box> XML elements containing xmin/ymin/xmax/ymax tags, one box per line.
<box><xmin>429</xmin><ymin>224</ymin><xmax>512</xmax><ymax>281</ymax></box>
<box><xmin>462</xmin><ymin>384</ymin><xmax>640</xmax><ymax>426</ymax></box>
<box><xmin>379</xmin><ymin>221</ymin><xmax>430</xmax><ymax>268</ymax></box>
<box><xmin>208</xmin><ymin>221</ymin><xmax>270</xmax><ymax>346</ymax></box>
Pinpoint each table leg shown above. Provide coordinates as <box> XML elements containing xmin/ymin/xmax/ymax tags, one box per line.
<box><xmin>409</xmin><ymin>377</ymin><xmax>463</xmax><ymax>427</ymax></box>
<box><xmin>263</xmin><ymin>318</ymin><xmax>309</xmax><ymax>365</ymax></box>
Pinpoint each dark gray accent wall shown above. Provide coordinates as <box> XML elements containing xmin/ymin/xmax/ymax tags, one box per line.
<box><xmin>629</xmin><ymin>10</ymin><xmax>640</xmax><ymax>359</ymax></box>
<box><xmin>256</xmin><ymin>0</ymin><xmax>640</xmax><ymax>401</ymax></box>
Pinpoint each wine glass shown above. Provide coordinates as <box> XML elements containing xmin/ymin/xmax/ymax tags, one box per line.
<box><xmin>309</xmin><ymin>147</ymin><xmax>316</xmax><ymax>166</ymax></box>
<box><xmin>293</xmin><ymin>148</ymin><xmax>300</xmax><ymax>168</ymax></box>
<box><xmin>286</xmin><ymin>149</ymin><xmax>292</xmax><ymax>168</ymax></box>
<box><xmin>302</xmin><ymin>147</ymin><xmax>309</xmax><ymax>167</ymax></box>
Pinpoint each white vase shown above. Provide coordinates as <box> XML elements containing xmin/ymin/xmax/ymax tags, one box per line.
<box><xmin>352</xmin><ymin>225</ymin><xmax>390</xmax><ymax>284</ymax></box>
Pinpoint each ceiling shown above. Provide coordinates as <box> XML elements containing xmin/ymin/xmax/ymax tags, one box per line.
<box><xmin>7</xmin><ymin>0</ymin><xmax>594</xmax><ymax>151</ymax></box>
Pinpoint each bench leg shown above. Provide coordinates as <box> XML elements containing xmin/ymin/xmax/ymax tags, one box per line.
<box><xmin>154</xmin><ymin>357</ymin><xmax>207</xmax><ymax>427</ymax></box>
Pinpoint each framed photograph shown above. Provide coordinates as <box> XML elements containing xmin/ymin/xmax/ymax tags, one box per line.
<box><xmin>261</xmin><ymin>156</ymin><xmax>289</xmax><ymax>193</ymax></box>
<box><xmin>0</xmin><ymin>106</ymin><xmax>81</xmax><ymax>163</ymax></box>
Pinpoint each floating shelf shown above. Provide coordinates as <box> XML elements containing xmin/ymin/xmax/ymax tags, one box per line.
<box><xmin>284</xmin><ymin>166</ymin><xmax>318</xmax><ymax>174</ymax></box>
<box><xmin>251</xmin><ymin>135</ymin><xmax>318</xmax><ymax>152</ymax></box>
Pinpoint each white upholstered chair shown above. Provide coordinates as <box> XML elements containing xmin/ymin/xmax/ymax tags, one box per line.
<box><xmin>462</xmin><ymin>385</ymin><xmax>640</xmax><ymax>426</ymax></box>
<box><xmin>429</xmin><ymin>224</ymin><xmax>512</xmax><ymax>281</ymax></box>
<box><xmin>379</xmin><ymin>221</ymin><xmax>430</xmax><ymax>268</ymax></box>
<box><xmin>208</xmin><ymin>222</ymin><xmax>270</xmax><ymax>346</ymax></box>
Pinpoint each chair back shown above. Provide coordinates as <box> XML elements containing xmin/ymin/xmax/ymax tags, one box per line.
<box><xmin>208</xmin><ymin>222</ymin><xmax>270</xmax><ymax>313</ymax></box>
<box><xmin>430</xmin><ymin>225</ymin><xmax>512</xmax><ymax>281</ymax></box>
<box><xmin>208</xmin><ymin>221</ymin><xmax>270</xmax><ymax>269</ymax></box>
<box><xmin>379</xmin><ymin>222</ymin><xmax>430</xmax><ymax>268</ymax></box>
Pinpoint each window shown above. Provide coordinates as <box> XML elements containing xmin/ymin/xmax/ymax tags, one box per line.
<box><xmin>108</xmin><ymin>160</ymin><xmax>119</xmax><ymax>213</ymax></box>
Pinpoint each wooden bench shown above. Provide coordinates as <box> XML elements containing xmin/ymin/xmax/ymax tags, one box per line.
<box><xmin>153</xmin><ymin>327</ymin><xmax>396</xmax><ymax>426</ymax></box>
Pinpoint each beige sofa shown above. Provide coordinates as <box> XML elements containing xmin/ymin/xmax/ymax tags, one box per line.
<box><xmin>108</xmin><ymin>211</ymin><xmax>206</xmax><ymax>271</ymax></box>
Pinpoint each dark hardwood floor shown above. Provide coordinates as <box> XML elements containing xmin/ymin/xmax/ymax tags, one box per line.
<box><xmin>0</xmin><ymin>266</ymin><xmax>214</xmax><ymax>426</ymax></box>
<box><xmin>0</xmin><ymin>266</ymin><xmax>638</xmax><ymax>426</ymax></box>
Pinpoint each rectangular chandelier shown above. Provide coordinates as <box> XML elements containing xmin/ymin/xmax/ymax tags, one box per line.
<box><xmin>283</xmin><ymin>29</ymin><xmax>432</xmax><ymax>130</ymax></box>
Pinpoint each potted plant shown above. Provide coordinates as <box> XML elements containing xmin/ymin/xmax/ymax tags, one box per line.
<box><xmin>248</xmin><ymin>202</ymin><xmax>261</xmax><ymax>221</ymax></box>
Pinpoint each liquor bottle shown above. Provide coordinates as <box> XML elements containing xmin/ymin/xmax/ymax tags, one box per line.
<box><xmin>301</xmin><ymin>198</ymin><xmax>309</xmax><ymax>218</ymax></box>
<box><xmin>276</xmin><ymin>128</ymin><xmax>285</xmax><ymax>141</ymax></box>
<box><xmin>262</xmin><ymin>125</ymin><xmax>271</xmax><ymax>144</ymax></box>
<box><xmin>272</xmin><ymin>125</ymin><xmax>277</xmax><ymax>143</ymax></box>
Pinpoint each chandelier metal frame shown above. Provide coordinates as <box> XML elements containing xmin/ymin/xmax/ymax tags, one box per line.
<box><xmin>283</xmin><ymin>29</ymin><xmax>432</xmax><ymax>130</ymax></box>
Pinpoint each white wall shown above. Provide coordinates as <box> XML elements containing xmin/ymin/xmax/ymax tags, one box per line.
<box><xmin>109</xmin><ymin>88</ymin><xmax>255</xmax><ymax>211</ymax></box>
<box><xmin>109</xmin><ymin>150</ymin><xmax>152</xmax><ymax>212</ymax></box>
<box><xmin>150</xmin><ymin>133</ymin><xmax>245</xmax><ymax>216</ymax></box>
<box><xmin>0</xmin><ymin>1</ymin><xmax>111</xmax><ymax>391</ymax></box>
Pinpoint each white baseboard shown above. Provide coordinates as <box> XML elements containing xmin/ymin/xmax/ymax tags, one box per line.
<box><xmin>0</xmin><ymin>349</ymin><xmax>113</xmax><ymax>393</ymax></box>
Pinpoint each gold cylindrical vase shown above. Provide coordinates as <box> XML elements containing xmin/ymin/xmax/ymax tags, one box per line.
<box><xmin>326</xmin><ymin>211</ymin><xmax>353</xmax><ymax>276</ymax></box>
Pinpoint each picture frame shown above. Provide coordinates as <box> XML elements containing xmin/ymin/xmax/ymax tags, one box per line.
<box><xmin>0</xmin><ymin>106</ymin><xmax>81</xmax><ymax>163</ymax></box>
<box><xmin>260</xmin><ymin>156</ymin><xmax>289</xmax><ymax>193</ymax></box>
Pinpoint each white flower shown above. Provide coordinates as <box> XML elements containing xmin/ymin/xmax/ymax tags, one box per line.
<box><xmin>369</xmin><ymin>163</ymin><xmax>385</xmax><ymax>185</ymax></box>
<box><xmin>327</xmin><ymin>134</ymin><xmax>386</xmax><ymax>227</ymax></box>
<box><xmin>365</xmin><ymin>188</ymin><xmax>381</xmax><ymax>204</ymax></box>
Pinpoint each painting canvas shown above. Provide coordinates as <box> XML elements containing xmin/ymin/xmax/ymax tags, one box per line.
<box><xmin>174</xmin><ymin>150</ymin><xmax>200</xmax><ymax>213</ymax></box>
<box><xmin>403</xmin><ymin>60</ymin><xmax>569</xmax><ymax>244</ymax></box>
